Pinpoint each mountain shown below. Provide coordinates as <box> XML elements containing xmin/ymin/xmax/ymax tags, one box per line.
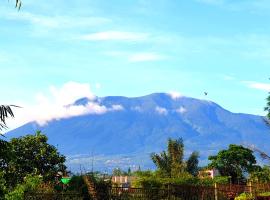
<box><xmin>6</xmin><ymin>93</ymin><xmax>270</xmax><ymax>172</ymax></box>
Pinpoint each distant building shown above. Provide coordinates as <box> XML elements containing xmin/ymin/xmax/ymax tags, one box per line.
<box><xmin>198</xmin><ymin>168</ymin><xmax>220</xmax><ymax>179</ymax></box>
<box><xmin>111</xmin><ymin>176</ymin><xmax>136</xmax><ymax>187</ymax></box>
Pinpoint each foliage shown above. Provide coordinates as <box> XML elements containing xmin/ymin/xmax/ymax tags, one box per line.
<box><xmin>11</xmin><ymin>0</ymin><xmax>22</xmax><ymax>9</ymax></box>
<box><xmin>213</xmin><ymin>176</ymin><xmax>229</xmax><ymax>184</ymax></box>
<box><xmin>133</xmin><ymin>172</ymin><xmax>162</xmax><ymax>189</ymax></box>
<box><xmin>66</xmin><ymin>175</ymin><xmax>90</xmax><ymax>198</ymax></box>
<box><xmin>132</xmin><ymin>169</ymin><xmax>225</xmax><ymax>188</ymax></box>
<box><xmin>235</xmin><ymin>192</ymin><xmax>255</xmax><ymax>200</ymax></box>
<box><xmin>249</xmin><ymin>166</ymin><xmax>270</xmax><ymax>183</ymax></box>
<box><xmin>0</xmin><ymin>105</ymin><xmax>19</xmax><ymax>132</ymax></box>
<box><xmin>208</xmin><ymin>144</ymin><xmax>259</xmax><ymax>184</ymax></box>
<box><xmin>5</xmin><ymin>175</ymin><xmax>42</xmax><ymax>200</ymax></box>
<box><xmin>0</xmin><ymin>140</ymin><xmax>10</xmax><ymax>169</ymax></box>
<box><xmin>186</xmin><ymin>151</ymin><xmax>199</xmax><ymax>176</ymax></box>
<box><xmin>265</xmin><ymin>93</ymin><xmax>270</xmax><ymax>121</ymax></box>
<box><xmin>0</xmin><ymin>171</ymin><xmax>6</xmax><ymax>198</ymax></box>
<box><xmin>258</xmin><ymin>192</ymin><xmax>270</xmax><ymax>197</ymax></box>
<box><xmin>151</xmin><ymin>138</ymin><xmax>199</xmax><ymax>178</ymax></box>
<box><xmin>4</xmin><ymin>131</ymin><xmax>66</xmax><ymax>187</ymax></box>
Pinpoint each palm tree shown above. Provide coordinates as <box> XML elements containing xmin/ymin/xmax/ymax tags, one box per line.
<box><xmin>0</xmin><ymin>105</ymin><xmax>19</xmax><ymax>132</ymax></box>
<box><xmin>151</xmin><ymin>138</ymin><xmax>185</xmax><ymax>177</ymax></box>
<box><xmin>15</xmin><ymin>0</ymin><xmax>22</xmax><ymax>9</ymax></box>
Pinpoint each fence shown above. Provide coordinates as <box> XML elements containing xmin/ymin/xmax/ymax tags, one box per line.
<box><xmin>24</xmin><ymin>192</ymin><xmax>87</xmax><ymax>200</ymax></box>
<box><xmin>111</xmin><ymin>185</ymin><xmax>228</xmax><ymax>200</ymax></box>
<box><xmin>24</xmin><ymin>183</ymin><xmax>270</xmax><ymax>200</ymax></box>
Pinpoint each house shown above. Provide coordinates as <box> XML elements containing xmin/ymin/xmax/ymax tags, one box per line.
<box><xmin>111</xmin><ymin>176</ymin><xmax>136</xmax><ymax>187</ymax></box>
<box><xmin>198</xmin><ymin>168</ymin><xmax>220</xmax><ymax>179</ymax></box>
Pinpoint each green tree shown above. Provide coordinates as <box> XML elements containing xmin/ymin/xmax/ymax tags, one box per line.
<box><xmin>5</xmin><ymin>131</ymin><xmax>66</xmax><ymax>186</ymax></box>
<box><xmin>249</xmin><ymin>166</ymin><xmax>270</xmax><ymax>183</ymax></box>
<box><xmin>151</xmin><ymin>138</ymin><xmax>199</xmax><ymax>178</ymax></box>
<box><xmin>112</xmin><ymin>168</ymin><xmax>123</xmax><ymax>176</ymax></box>
<box><xmin>265</xmin><ymin>92</ymin><xmax>270</xmax><ymax>121</ymax></box>
<box><xmin>208</xmin><ymin>144</ymin><xmax>259</xmax><ymax>184</ymax></box>
<box><xmin>186</xmin><ymin>151</ymin><xmax>199</xmax><ymax>176</ymax></box>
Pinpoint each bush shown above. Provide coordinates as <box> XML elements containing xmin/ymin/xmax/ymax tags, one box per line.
<box><xmin>258</xmin><ymin>192</ymin><xmax>270</xmax><ymax>197</ymax></box>
<box><xmin>5</xmin><ymin>175</ymin><xmax>42</xmax><ymax>200</ymax></box>
<box><xmin>235</xmin><ymin>192</ymin><xmax>254</xmax><ymax>200</ymax></box>
<box><xmin>0</xmin><ymin>172</ymin><xmax>6</xmax><ymax>199</ymax></box>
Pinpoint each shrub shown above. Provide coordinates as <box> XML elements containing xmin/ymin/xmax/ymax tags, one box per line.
<box><xmin>5</xmin><ymin>175</ymin><xmax>42</xmax><ymax>200</ymax></box>
<box><xmin>235</xmin><ymin>192</ymin><xmax>254</xmax><ymax>200</ymax></box>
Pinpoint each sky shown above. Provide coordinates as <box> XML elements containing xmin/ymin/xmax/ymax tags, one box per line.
<box><xmin>1</xmin><ymin>0</ymin><xmax>270</xmax><ymax>130</ymax></box>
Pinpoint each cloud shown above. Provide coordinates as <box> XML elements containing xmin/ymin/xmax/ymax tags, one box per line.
<box><xmin>167</xmin><ymin>91</ymin><xmax>183</xmax><ymax>100</ymax></box>
<box><xmin>49</xmin><ymin>82</ymin><xmax>95</xmax><ymax>105</ymax></box>
<box><xmin>155</xmin><ymin>106</ymin><xmax>168</xmax><ymax>115</ymax></box>
<box><xmin>80</xmin><ymin>31</ymin><xmax>149</xmax><ymax>41</ymax></box>
<box><xmin>131</xmin><ymin>106</ymin><xmax>143</xmax><ymax>112</ymax></box>
<box><xmin>110</xmin><ymin>105</ymin><xmax>124</xmax><ymax>111</ymax></box>
<box><xmin>6</xmin><ymin>82</ymin><xmax>123</xmax><ymax>130</ymax></box>
<box><xmin>4</xmin><ymin>12</ymin><xmax>110</xmax><ymax>30</ymax></box>
<box><xmin>95</xmin><ymin>83</ymin><xmax>101</xmax><ymax>89</ymax></box>
<box><xmin>128</xmin><ymin>52</ymin><xmax>166</xmax><ymax>62</ymax></box>
<box><xmin>245</xmin><ymin>81</ymin><xmax>270</xmax><ymax>92</ymax></box>
<box><xmin>176</xmin><ymin>106</ymin><xmax>187</xmax><ymax>114</ymax></box>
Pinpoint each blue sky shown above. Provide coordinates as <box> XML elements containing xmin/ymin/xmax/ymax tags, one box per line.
<box><xmin>1</xmin><ymin>0</ymin><xmax>270</xmax><ymax>128</ymax></box>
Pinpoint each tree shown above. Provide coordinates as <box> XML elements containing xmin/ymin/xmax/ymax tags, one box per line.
<box><xmin>249</xmin><ymin>166</ymin><xmax>270</xmax><ymax>183</ymax></box>
<box><xmin>151</xmin><ymin>138</ymin><xmax>199</xmax><ymax>178</ymax></box>
<box><xmin>186</xmin><ymin>151</ymin><xmax>199</xmax><ymax>176</ymax></box>
<box><xmin>265</xmin><ymin>92</ymin><xmax>270</xmax><ymax>122</ymax></box>
<box><xmin>208</xmin><ymin>144</ymin><xmax>259</xmax><ymax>184</ymax></box>
<box><xmin>0</xmin><ymin>105</ymin><xmax>19</xmax><ymax>132</ymax></box>
<box><xmin>4</xmin><ymin>131</ymin><xmax>66</xmax><ymax>186</ymax></box>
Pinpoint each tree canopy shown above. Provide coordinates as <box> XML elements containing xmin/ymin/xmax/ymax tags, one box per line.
<box><xmin>2</xmin><ymin>131</ymin><xmax>66</xmax><ymax>187</ymax></box>
<box><xmin>208</xmin><ymin>144</ymin><xmax>259</xmax><ymax>184</ymax></box>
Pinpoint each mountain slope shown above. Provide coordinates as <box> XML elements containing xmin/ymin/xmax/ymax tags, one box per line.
<box><xmin>6</xmin><ymin>93</ymin><xmax>270</xmax><ymax>171</ymax></box>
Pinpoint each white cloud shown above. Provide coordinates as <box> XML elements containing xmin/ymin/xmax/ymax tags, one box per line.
<box><xmin>110</xmin><ymin>105</ymin><xmax>124</xmax><ymax>111</ymax></box>
<box><xmin>5</xmin><ymin>82</ymin><xmax>123</xmax><ymax>130</ymax></box>
<box><xmin>128</xmin><ymin>52</ymin><xmax>165</xmax><ymax>62</ymax></box>
<box><xmin>95</xmin><ymin>83</ymin><xmax>101</xmax><ymax>89</ymax></box>
<box><xmin>80</xmin><ymin>31</ymin><xmax>149</xmax><ymax>41</ymax></box>
<box><xmin>245</xmin><ymin>81</ymin><xmax>270</xmax><ymax>92</ymax></box>
<box><xmin>155</xmin><ymin>106</ymin><xmax>168</xmax><ymax>115</ymax></box>
<box><xmin>4</xmin><ymin>12</ymin><xmax>110</xmax><ymax>30</ymax></box>
<box><xmin>176</xmin><ymin>106</ymin><xmax>187</xmax><ymax>114</ymax></box>
<box><xmin>132</xmin><ymin>106</ymin><xmax>143</xmax><ymax>112</ymax></box>
<box><xmin>167</xmin><ymin>91</ymin><xmax>183</xmax><ymax>100</ymax></box>
<box><xmin>49</xmin><ymin>82</ymin><xmax>95</xmax><ymax>105</ymax></box>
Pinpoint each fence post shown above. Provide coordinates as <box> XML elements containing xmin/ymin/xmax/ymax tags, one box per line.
<box><xmin>168</xmin><ymin>184</ymin><xmax>171</xmax><ymax>200</ymax></box>
<box><xmin>248</xmin><ymin>181</ymin><xmax>252</xmax><ymax>196</ymax></box>
<box><xmin>214</xmin><ymin>183</ymin><xmax>218</xmax><ymax>200</ymax></box>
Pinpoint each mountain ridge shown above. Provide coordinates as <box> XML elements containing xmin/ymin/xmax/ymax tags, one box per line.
<box><xmin>6</xmin><ymin>93</ymin><xmax>270</xmax><ymax>171</ymax></box>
